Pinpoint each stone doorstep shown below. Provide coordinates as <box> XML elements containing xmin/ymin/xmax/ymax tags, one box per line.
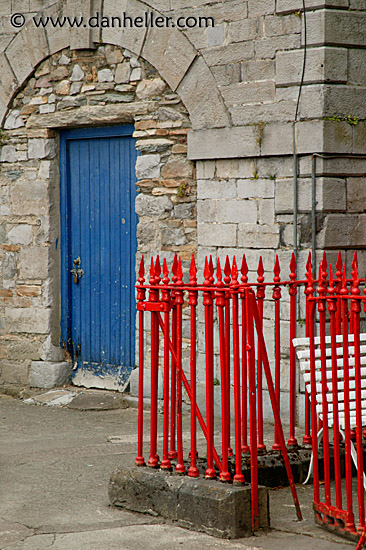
<box><xmin>108</xmin><ymin>465</ymin><xmax>269</xmax><ymax>539</ymax></box>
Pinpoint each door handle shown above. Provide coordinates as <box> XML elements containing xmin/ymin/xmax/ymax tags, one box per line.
<box><xmin>71</xmin><ymin>257</ymin><xmax>84</xmax><ymax>283</ymax></box>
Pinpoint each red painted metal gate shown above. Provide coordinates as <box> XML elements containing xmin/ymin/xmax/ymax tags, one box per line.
<box><xmin>134</xmin><ymin>254</ymin><xmax>302</xmax><ymax>531</ymax></box>
<box><xmin>301</xmin><ymin>252</ymin><xmax>366</xmax><ymax>549</ymax></box>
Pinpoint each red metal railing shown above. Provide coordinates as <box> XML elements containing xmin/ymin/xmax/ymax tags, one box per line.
<box><xmin>301</xmin><ymin>251</ymin><xmax>366</xmax><ymax>549</ymax></box>
<box><xmin>135</xmin><ymin>253</ymin><xmax>303</xmax><ymax>531</ymax></box>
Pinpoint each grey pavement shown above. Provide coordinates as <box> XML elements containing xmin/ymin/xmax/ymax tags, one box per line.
<box><xmin>0</xmin><ymin>390</ymin><xmax>355</xmax><ymax>550</ymax></box>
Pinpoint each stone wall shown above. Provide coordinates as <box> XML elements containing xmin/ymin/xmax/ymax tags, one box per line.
<box><xmin>1</xmin><ymin>0</ymin><xmax>366</xmax><ymax>422</ymax></box>
<box><xmin>0</xmin><ymin>43</ymin><xmax>195</xmax><ymax>392</ymax></box>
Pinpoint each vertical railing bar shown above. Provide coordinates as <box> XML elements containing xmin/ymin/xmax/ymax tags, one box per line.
<box><xmin>341</xmin><ymin>289</ymin><xmax>356</xmax><ymax>534</ymax></box>
<box><xmin>272</xmin><ymin>255</ymin><xmax>282</xmax><ymax>451</ymax></box>
<box><xmin>288</xmin><ymin>253</ymin><xmax>298</xmax><ymax>447</ymax></box>
<box><xmin>246</xmin><ymin>287</ymin><xmax>259</xmax><ymax>530</ymax></box>
<box><xmin>175</xmin><ymin>258</ymin><xmax>185</xmax><ymax>474</ymax></box>
<box><xmin>188</xmin><ymin>256</ymin><xmax>199</xmax><ymax>478</ymax></box>
<box><xmin>135</xmin><ymin>257</ymin><xmax>146</xmax><ymax>467</ymax></box>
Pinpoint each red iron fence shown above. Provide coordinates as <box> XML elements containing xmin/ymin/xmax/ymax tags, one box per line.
<box><xmin>135</xmin><ymin>253</ymin><xmax>305</xmax><ymax>531</ymax></box>
<box><xmin>299</xmin><ymin>252</ymin><xmax>366</xmax><ymax>548</ymax></box>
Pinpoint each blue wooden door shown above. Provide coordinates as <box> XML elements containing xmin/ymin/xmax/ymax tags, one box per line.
<box><xmin>60</xmin><ymin>126</ymin><xmax>138</xmax><ymax>390</ymax></box>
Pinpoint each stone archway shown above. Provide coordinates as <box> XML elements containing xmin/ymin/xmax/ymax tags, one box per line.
<box><xmin>0</xmin><ymin>0</ymin><xmax>230</xmax><ymax>130</ymax></box>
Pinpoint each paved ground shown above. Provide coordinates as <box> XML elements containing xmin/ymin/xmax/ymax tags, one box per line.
<box><xmin>0</xmin><ymin>389</ymin><xmax>356</xmax><ymax>550</ymax></box>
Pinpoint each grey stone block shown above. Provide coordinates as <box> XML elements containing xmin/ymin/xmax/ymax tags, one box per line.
<box><xmin>5</xmin><ymin>307</ymin><xmax>51</xmax><ymax>334</ymax></box>
<box><xmin>317</xmin><ymin>214</ymin><xmax>366</xmax><ymax>248</ymax></box>
<box><xmin>43</xmin><ymin>3</ymin><xmax>70</xmax><ymax>55</ymax></box>
<box><xmin>142</xmin><ymin>25</ymin><xmax>196</xmax><ymax>91</ymax></box>
<box><xmin>263</xmin><ymin>13</ymin><xmax>301</xmax><ymax>37</ymax></box>
<box><xmin>237</xmin><ymin>179</ymin><xmax>275</xmax><ymax>199</ymax></box>
<box><xmin>197</xmin><ymin>180</ymin><xmax>236</xmax><ymax>200</ymax></box>
<box><xmin>135</xmin><ymin>194</ymin><xmax>172</xmax><ymax>217</ymax></box>
<box><xmin>216</xmin><ymin>199</ymin><xmax>257</xmax><ymax>224</ymax></box>
<box><xmin>202</xmin><ymin>42</ymin><xmax>254</xmax><ymax>66</ymax></box>
<box><xmin>177</xmin><ymin>57</ymin><xmax>230</xmax><ymax>129</ymax></box>
<box><xmin>228</xmin><ymin>19</ymin><xmax>257</xmax><ymax>43</ymax></box>
<box><xmin>109</xmin><ymin>466</ymin><xmax>269</xmax><ymax>539</ymax></box>
<box><xmin>260</xmin><ymin>123</ymin><xmax>293</xmax><ymax>156</ymax></box>
<box><xmin>188</xmin><ymin>127</ymin><xmax>259</xmax><ymax>160</ymax></box>
<box><xmin>30</xmin><ymin>361</ymin><xmax>72</xmax><ymax>389</ymax></box>
<box><xmin>237</xmin><ymin>224</ymin><xmax>280</xmax><ymax>248</ymax></box>
<box><xmin>220</xmin><ymin>80</ymin><xmax>275</xmax><ymax>106</ymax></box>
<box><xmin>102</xmin><ymin>0</ymin><xmax>147</xmax><ymax>57</ymax></box>
<box><xmin>254</xmin><ymin>34</ymin><xmax>300</xmax><ymax>60</ymax></box>
<box><xmin>276</xmin><ymin>47</ymin><xmax>348</xmax><ymax>87</ymax></box>
<box><xmin>248</xmin><ymin>0</ymin><xmax>275</xmax><ymax>16</ymax></box>
<box><xmin>276</xmin><ymin>0</ymin><xmax>348</xmax><ymax>12</ymax></box>
<box><xmin>198</xmin><ymin>223</ymin><xmax>237</xmax><ymax>247</ymax></box>
<box><xmin>0</xmin><ymin>53</ymin><xmax>18</xmax><ymax>105</ymax></box>
<box><xmin>241</xmin><ymin>59</ymin><xmax>275</xmax><ymax>82</ymax></box>
<box><xmin>135</xmin><ymin>154</ymin><xmax>161</xmax><ymax>179</ymax></box>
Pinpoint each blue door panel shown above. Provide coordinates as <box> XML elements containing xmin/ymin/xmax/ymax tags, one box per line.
<box><xmin>60</xmin><ymin>126</ymin><xmax>137</xmax><ymax>389</ymax></box>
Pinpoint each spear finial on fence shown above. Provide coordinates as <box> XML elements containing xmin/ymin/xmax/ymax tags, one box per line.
<box><xmin>138</xmin><ymin>256</ymin><xmax>145</xmax><ymax>284</ymax></box>
<box><xmin>231</xmin><ymin>256</ymin><xmax>239</xmax><ymax>287</ymax></box>
<box><xmin>208</xmin><ymin>255</ymin><xmax>215</xmax><ymax>284</ymax></box>
<box><xmin>216</xmin><ymin>257</ymin><xmax>224</xmax><ymax>287</ymax></box>
<box><xmin>273</xmin><ymin>255</ymin><xmax>281</xmax><ymax>284</ymax></box>
<box><xmin>351</xmin><ymin>252</ymin><xmax>360</xmax><ymax>296</ymax></box>
<box><xmin>240</xmin><ymin>254</ymin><xmax>248</xmax><ymax>284</ymax></box>
<box><xmin>189</xmin><ymin>255</ymin><xmax>197</xmax><ymax>285</ymax></box>
<box><xmin>204</xmin><ymin>257</ymin><xmax>210</xmax><ymax>286</ymax></box>
<box><xmin>172</xmin><ymin>253</ymin><xmax>178</xmax><ymax>284</ymax></box>
<box><xmin>224</xmin><ymin>256</ymin><xmax>231</xmax><ymax>285</ymax></box>
<box><xmin>257</xmin><ymin>256</ymin><xmax>265</xmax><ymax>284</ymax></box>
<box><xmin>162</xmin><ymin>258</ymin><xmax>169</xmax><ymax>285</ymax></box>
<box><xmin>306</xmin><ymin>251</ymin><xmax>312</xmax><ymax>280</ymax></box>
<box><xmin>290</xmin><ymin>252</ymin><xmax>297</xmax><ymax>282</ymax></box>
<box><xmin>336</xmin><ymin>251</ymin><xmax>342</xmax><ymax>283</ymax></box>
<box><xmin>155</xmin><ymin>256</ymin><xmax>161</xmax><ymax>284</ymax></box>
<box><xmin>176</xmin><ymin>257</ymin><xmax>183</xmax><ymax>285</ymax></box>
<box><xmin>352</xmin><ymin>250</ymin><xmax>358</xmax><ymax>270</ymax></box>
<box><xmin>305</xmin><ymin>253</ymin><xmax>314</xmax><ymax>297</ymax></box>
<box><xmin>328</xmin><ymin>264</ymin><xmax>335</xmax><ymax>295</ymax></box>
<box><xmin>340</xmin><ymin>263</ymin><xmax>348</xmax><ymax>295</ymax></box>
<box><xmin>149</xmin><ymin>257</ymin><xmax>155</xmax><ymax>285</ymax></box>
<box><xmin>321</xmin><ymin>251</ymin><xmax>328</xmax><ymax>280</ymax></box>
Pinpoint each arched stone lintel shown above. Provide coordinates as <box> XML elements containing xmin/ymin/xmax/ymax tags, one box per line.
<box><xmin>0</xmin><ymin>0</ymin><xmax>231</xmax><ymax>131</ymax></box>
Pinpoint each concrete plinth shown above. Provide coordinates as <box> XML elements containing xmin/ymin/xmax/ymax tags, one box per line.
<box><xmin>109</xmin><ymin>466</ymin><xmax>269</xmax><ymax>539</ymax></box>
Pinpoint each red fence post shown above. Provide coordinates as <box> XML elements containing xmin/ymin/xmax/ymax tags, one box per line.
<box><xmin>174</xmin><ymin>257</ymin><xmax>186</xmax><ymax>474</ymax></box>
<box><xmin>246</xmin><ymin>287</ymin><xmax>259</xmax><ymax>528</ymax></box>
<box><xmin>303</xmin><ymin>252</ymin><xmax>312</xmax><ymax>446</ymax></box>
<box><xmin>169</xmin><ymin>255</ymin><xmax>178</xmax><ymax>460</ymax></box>
<box><xmin>161</xmin><ymin>259</ymin><xmax>172</xmax><ymax>470</ymax></box>
<box><xmin>148</xmin><ymin>258</ymin><xmax>160</xmax><ymax>468</ymax></box>
<box><xmin>231</xmin><ymin>257</ymin><xmax>245</xmax><ymax>484</ymax></box>
<box><xmin>327</xmin><ymin>265</ymin><xmax>342</xmax><ymax>510</ymax></box>
<box><xmin>256</xmin><ymin>257</ymin><xmax>266</xmax><ymax>452</ymax></box>
<box><xmin>224</xmin><ymin>257</ymin><xmax>233</xmax><ymax>457</ymax></box>
<box><xmin>288</xmin><ymin>252</ymin><xmax>298</xmax><ymax>447</ymax></box>
<box><xmin>318</xmin><ymin>258</ymin><xmax>331</xmax><ymax>507</ymax></box>
<box><xmin>188</xmin><ymin>256</ymin><xmax>199</xmax><ymax>478</ymax></box>
<box><xmin>240</xmin><ymin>255</ymin><xmax>249</xmax><ymax>453</ymax></box>
<box><xmin>204</xmin><ymin>257</ymin><xmax>216</xmax><ymax>479</ymax></box>
<box><xmin>307</xmin><ymin>264</ymin><xmax>320</xmax><ymax>506</ymax></box>
<box><xmin>350</xmin><ymin>253</ymin><xmax>365</xmax><ymax>532</ymax></box>
<box><xmin>136</xmin><ymin>256</ymin><xmax>146</xmax><ymax>467</ymax></box>
<box><xmin>216</xmin><ymin>259</ymin><xmax>231</xmax><ymax>481</ymax></box>
<box><xmin>341</xmin><ymin>264</ymin><xmax>356</xmax><ymax>534</ymax></box>
<box><xmin>272</xmin><ymin>255</ymin><xmax>282</xmax><ymax>451</ymax></box>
